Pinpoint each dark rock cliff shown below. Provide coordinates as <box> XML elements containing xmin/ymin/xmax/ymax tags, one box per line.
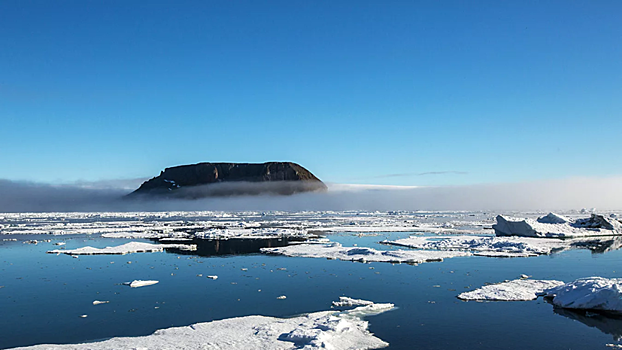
<box><xmin>129</xmin><ymin>162</ymin><xmax>327</xmax><ymax>198</ymax></box>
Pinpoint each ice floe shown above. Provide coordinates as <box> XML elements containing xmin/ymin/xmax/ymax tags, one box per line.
<box><xmin>261</xmin><ymin>242</ymin><xmax>470</xmax><ymax>264</ymax></box>
<box><xmin>47</xmin><ymin>242</ymin><xmax>196</xmax><ymax>255</ymax></box>
<box><xmin>494</xmin><ymin>213</ymin><xmax>622</xmax><ymax>238</ymax></box>
<box><xmin>542</xmin><ymin>277</ymin><xmax>622</xmax><ymax>313</ymax></box>
<box><xmin>12</xmin><ymin>298</ymin><xmax>394</xmax><ymax>350</ymax></box>
<box><xmin>458</xmin><ymin>279</ymin><xmax>565</xmax><ymax>301</ymax></box>
<box><xmin>385</xmin><ymin>234</ymin><xmax>622</xmax><ymax>257</ymax></box>
<box><xmin>384</xmin><ymin>235</ymin><xmax>568</xmax><ymax>257</ymax></box>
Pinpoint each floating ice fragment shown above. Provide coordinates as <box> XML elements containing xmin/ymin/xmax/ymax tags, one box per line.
<box><xmin>92</xmin><ymin>300</ymin><xmax>109</xmax><ymax>305</ymax></box>
<box><xmin>277</xmin><ymin>295</ymin><xmax>287</xmax><ymax>300</ymax></box>
<box><xmin>206</xmin><ymin>275</ymin><xmax>218</xmax><ymax>280</ymax></box>
<box><xmin>124</xmin><ymin>280</ymin><xmax>159</xmax><ymax>288</ymax></box>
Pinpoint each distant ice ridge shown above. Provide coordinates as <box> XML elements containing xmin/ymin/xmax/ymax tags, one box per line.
<box><xmin>47</xmin><ymin>242</ymin><xmax>196</xmax><ymax>255</ymax></box>
<box><xmin>458</xmin><ymin>279</ymin><xmax>565</xmax><ymax>301</ymax></box>
<box><xmin>261</xmin><ymin>242</ymin><xmax>470</xmax><ymax>264</ymax></box>
<box><xmin>493</xmin><ymin>213</ymin><xmax>622</xmax><ymax>238</ymax></box>
<box><xmin>460</xmin><ymin>277</ymin><xmax>622</xmax><ymax>314</ymax></box>
<box><xmin>11</xmin><ymin>298</ymin><xmax>395</xmax><ymax>350</ymax></box>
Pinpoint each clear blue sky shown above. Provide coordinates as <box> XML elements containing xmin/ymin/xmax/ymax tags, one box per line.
<box><xmin>1</xmin><ymin>0</ymin><xmax>621</xmax><ymax>186</ymax></box>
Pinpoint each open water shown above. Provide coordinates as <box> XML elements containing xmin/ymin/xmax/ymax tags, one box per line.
<box><xmin>1</xmin><ymin>231</ymin><xmax>622</xmax><ymax>349</ymax></box>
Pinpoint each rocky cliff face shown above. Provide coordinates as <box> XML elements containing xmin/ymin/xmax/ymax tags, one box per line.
<box><xmin>129</xmin><ymin>162</ymin><xmax>327</xmax><ymax>198</ymax></box>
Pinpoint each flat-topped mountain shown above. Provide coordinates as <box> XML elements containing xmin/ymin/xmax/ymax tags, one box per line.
<box><xmin>129</xmin><ymin>162</ymin><xmax>327</xmax><ymax>198</ymax></box>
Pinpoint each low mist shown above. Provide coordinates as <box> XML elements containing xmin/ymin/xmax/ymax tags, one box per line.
<box><xmin>1</xmin><ymin>176</ymin><xmax>622</xmax><ymax>213</ymax></box>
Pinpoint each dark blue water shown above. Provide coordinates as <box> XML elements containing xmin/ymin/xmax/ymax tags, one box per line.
<box><xmin>1</xmin><ymin>233</ymin><xmax>621</xmax><ymax>349</ymax></box>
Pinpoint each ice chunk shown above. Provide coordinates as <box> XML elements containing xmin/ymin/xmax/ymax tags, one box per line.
<box><xmin>206</xmin><ymin>275</ymin><xmax>218</xmax><ymax>280</ymax></box>
<box><xmin>124</xmin><ymin>280</ymin><xmax>159</xmax><ymax>288</ymax></box>
<box><xmin>458</xmin><ymin>279</ymin><xmax>565</xmax><ymax>301</ymax></box>
<box><xmin>261</xmin><ymin>242</ymin><xmax>470</xmax><ymax>264</ymax></box>
<box><xmin>47</xmin><ymin>242</ymin><xmax>196</xmax><ymax>255</ymax></box>
<box><xmin>543</xmin><ymin>277</ymin><xmax>622</xmax><ymax>313</ymax></box>
<box><xmin>92</xmin><ymin>300</ymin><xmax>109</xmax><ymax>305</ymax></box>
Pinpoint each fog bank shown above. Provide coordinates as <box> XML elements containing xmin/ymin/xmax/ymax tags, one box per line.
<box><xmin>1</xmin><ymin>176</ymin><xmax>622</xmax><ymax>213</ymax></box>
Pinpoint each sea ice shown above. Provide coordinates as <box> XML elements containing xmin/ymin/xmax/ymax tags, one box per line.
<box><xmin>261</xmin><ymin>242</ymin><xmax>470</xmax><ymax>264</ymax></box>
<box><xmin>543</xmin><ymin>277</ymin><xmax>622</xmax><ymax>313</ymax></box>
<box><xmin>12</xmin><ymin>299</ymin><xmax>395</xmax><ymax>350</ymax></box>
<box><xmin>458</xmin><ymin>279</ymin><xmax>565</xmax><ymax>301</ymax></box>
<box><xmin>384</xmin><ymin>235</ymin><xmax>568</xmax><ymax>257</ymax></box>
<box><xmin>47</xmin><ymin>242</ymin><xmax>196</xmax><ymax>255</ymax></box>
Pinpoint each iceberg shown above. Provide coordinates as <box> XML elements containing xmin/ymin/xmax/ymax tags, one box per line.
<box><xmin>11</xmin><ymin>299</ymin><xmax>394</xmax><ymax>350</ymax></box>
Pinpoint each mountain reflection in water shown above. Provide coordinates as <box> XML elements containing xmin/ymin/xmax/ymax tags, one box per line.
<box><xmin>157</xmin><ymin>237</ymin><xmax>307</xmax><ymax>257</ymax></box>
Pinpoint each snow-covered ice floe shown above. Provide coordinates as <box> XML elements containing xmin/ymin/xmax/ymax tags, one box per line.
<box><xmin>494</xmin><ymin>213</ymin><xmax>622</xmax><ymax>238</ymax></box>
<box><xmin>261</xmin><ymin>242</ymin><xmax>470</xmax><ymax>264</ymax></box>
<box><xmin>47</xmin><ymin>242</ymin><xmax>196</xmax><ymax>255</ymax></box>
<box><xmin>11</xmin><ymin>298</ymin><xmax>395</xmax><ymax>350</ymax></box>
<box><xmin>542</xmin><ymin>277</ymin><xmax>622</xmax><ymax>314</ymax></box>
<box><xmin>458</xmin><ymin>279</ymin><xmax>565</xmax><ymax>301</ymax></box>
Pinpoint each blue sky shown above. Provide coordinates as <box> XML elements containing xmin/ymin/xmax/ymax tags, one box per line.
<box><xmin>1</xmin><ymin>0</ymin><xmax>621</xmax><ymax>187</ymax></box>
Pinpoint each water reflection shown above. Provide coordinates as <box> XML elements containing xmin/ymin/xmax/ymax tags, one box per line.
<box><xmin>157</xmin><ymin>237</ymin><xmax>306</xmax><ymax>257</ymax></box>
<box><xmin>570</xmin><ymin>236</ymin><xmax>622</xmax><ymax>254</ymax></box>
<box><xmin>552</xmin><ymin>306</ymin><xmax>622</xmax><ymax>341</ymax></box>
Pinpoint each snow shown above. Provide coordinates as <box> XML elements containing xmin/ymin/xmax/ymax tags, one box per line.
<box><xmin>458</xmin><ymin>279</ymin><xmax>565</xmax><ymax>301</ymax></box>
<box><xmin>47</xmin><ymin>242</ymin><xmax>197</xmax><ymax>255</ymax></box>
<box><xmin>537</xmin><ymin>213</ymin><xmax>569</xmax><ymax>224</ymax></box>
<box><xmin>261</xmin><ymin>242</ymin><xmax>470</xmax><ymax>264</ymax></box>
<box><xmin>125</xmin><ymin>280</ymin><xmax>159</xmax><ymax>288</ymax></box>
<box><xmin>12</xmin><ymin>299</ymin><xmax>395</xmax><ymax>350</ymax></box>
<box><xmin>384</xmin><ymin>235</ymin><xmax>568</xmax><ymax>257</ymax></box>
<box><xmin>494</xmin><ymin>213</ymin><xmax>622</xmax><ymax>238</ymax></box>
<box><xmin>543</xmin><ymin>277</ymin><xmax>622</xmax><ymax>313</ymax></box>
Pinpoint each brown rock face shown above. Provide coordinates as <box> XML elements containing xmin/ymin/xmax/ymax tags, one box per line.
<box><xmin>129</xmin><ymin>162</ymin><xmax>327</xmax><ymax>198</ymax></box>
